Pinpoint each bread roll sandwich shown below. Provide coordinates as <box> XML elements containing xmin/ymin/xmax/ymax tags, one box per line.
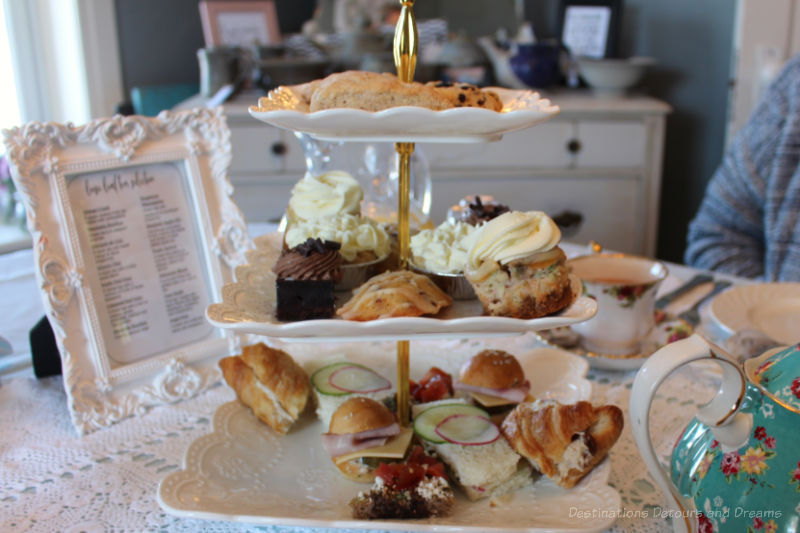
<box><xmin>454</xmin><ymin>349</ymin><xmax>531</xmax><ymax>412</ymax></box>
<box><xmin>310</xmin><ymin>361</ymin><xmax>394</xmax><ymax>428</ymax></box>
<box><xmin>501</xmin><ymin>400</ymin><xmax>624</xmax><ymax>488</ymax></box>
<box><xmin>322</xmin><ymin>397</ymin><xmax>413</xmax><ymax>483</ymax></box>
<box><xmin>412</xmin><ymin>401</ymin><xmax>524</xmax><ymax>500</ymax></box>
<box><xmin>218</xmin><ymin>343</ymin><xmax>309</xmax><ymax>434</ymax></box>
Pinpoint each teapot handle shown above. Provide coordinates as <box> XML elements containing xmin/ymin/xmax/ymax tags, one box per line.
<box><xmin>629</xmin><ymin>333</ymin><xmax>750</xmax><ymax>533</ymax></box>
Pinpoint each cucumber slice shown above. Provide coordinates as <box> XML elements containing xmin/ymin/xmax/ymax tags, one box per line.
<box><xmin>311</xmin><ymin>362</ymin><xmax>391</xmax><ymax>396</ymax></box>
<box><xmin>434</xmin><ymin>414</ymin><xmax>500</xmax><ymax>446</ymax></box>
<box><xmin>413</xmin><ymin>403</ymin><xmax>489</xmax><ymax>443</ymax></box>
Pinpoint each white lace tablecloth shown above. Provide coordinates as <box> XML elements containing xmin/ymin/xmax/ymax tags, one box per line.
<box><xmin>0</xmin><ymin>232</ymin><xmax>730</xmax><ymax>532</ymax></box>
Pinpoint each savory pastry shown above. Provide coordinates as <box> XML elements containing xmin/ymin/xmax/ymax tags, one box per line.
<box><xmin>336</xmin><ymin>270</ymin><xmax>452</xmax><ymax>321</ymax></box>
<box><xmin>501</xmin><ymin>400</ymin><xmax>624</xmax><ymax>488</ymax></box>
<box><xmin>323</xmin><ymin>397</ymin><xmax>413</xmax><ymax>483</ymax></box>
<box><xmin>447</xmin><ymin>195</ymin><xmax>511</xmax><ymax>226</ymax></box>
<box><xmin>349</xmin><ymin>445</ymin><xmax>454</xmax><ymax>519</ymax></box>
<box><xmin>454</xmin><ymin>349</ymin><xmax>531</xmax><ymax>410</ymax></box>
<box><xmin>273</xmin><ymin>238</ymin><xmax>342</xmax><ymax>321</ymax></box>
<box><xmin>426</xmin><ymin>81</ymin><xmax>503</xmax><ymax>111</ymax></box>
<box><xmin>412</xmin><ymin>402</ymin><xmax>524</xmax><ymax>500</ymax></box>
<box><xmin>218</xmin><ymin>343</ymin><xmax>310</xmax><ymax>434</ymax></box>
<box><xmin>310</xmin><ymin>361</ymin><xmax>393</xmax><ymax>428</ymax></box>
<box><xmin>308</xmin><ymin>71</ymin><xmax>453</xmax><ymax>112</ymax></box>
<box><xmin>285</xmin><ymin>170</ymin><xmax>363</xmax><ymax>226</ymax></box>
<box><xmin>465</xmin><ymin>210</ymin><xmax>573</xmax><ymax>318</ymax></box>
<box><xmin>284</xmin><ymin>213</ymin><xmax>390</xmax><ymax>265</ymax></box>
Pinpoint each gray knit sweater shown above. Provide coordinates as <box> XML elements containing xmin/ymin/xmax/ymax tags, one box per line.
<box><xmin>684</xmin><ymin>53</ymin><xmax>800</xmax><ymax>281</ymax></box>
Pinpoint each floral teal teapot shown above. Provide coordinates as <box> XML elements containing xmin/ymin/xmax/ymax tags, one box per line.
<box><xmin>630</xmin><ymin>333</ymin><xmax>800</xmax><ymax>533</ymax></box>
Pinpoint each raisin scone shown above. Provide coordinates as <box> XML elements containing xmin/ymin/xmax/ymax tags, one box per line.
<box><xmin>427</xmin><ymin>81</ymin><xmax>503</xmax><ymax>111</ymax></box>
<box><xmin>465</xmin><ymin>211</ymin><xmax>572</xmax><ymax>318</ymax></box>
<box><xmin>309</xmin><ymin>71</ymin><xmax>452</xmax><ymax>112</ymax></box>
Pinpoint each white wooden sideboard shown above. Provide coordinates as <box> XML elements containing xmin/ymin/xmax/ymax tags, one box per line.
<box><xmin>222</xmin><ymin>90</ymin><xmax>670</xmax><ymax>256</ymax></box>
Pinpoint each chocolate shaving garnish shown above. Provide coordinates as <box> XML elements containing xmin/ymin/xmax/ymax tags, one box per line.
<box><xmin>294</xmin><ymin>237</ymin><xmax>341</xmax><ymax>256</ymax></box>
<box><xmin>466</xmin><ymin>196</ymin><xmax>510</xmax><ymax>222</ymax></box>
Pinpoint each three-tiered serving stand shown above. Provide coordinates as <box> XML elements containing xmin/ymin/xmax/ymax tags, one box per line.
<box><xmin>216</xmin><ymin>0</ymin><xmax>596</xmax><ymax>427</ymax></box>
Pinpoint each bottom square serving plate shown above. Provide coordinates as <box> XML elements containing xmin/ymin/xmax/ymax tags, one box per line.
<box><xmin>158</xmin><ymin>343</ymin><xmax>620</xmax><ymax>532</ymax></box>
<box><xmin>206</xmin><ymin>233</ymin><xmax>598</xmax><ymax>342</ymax></box>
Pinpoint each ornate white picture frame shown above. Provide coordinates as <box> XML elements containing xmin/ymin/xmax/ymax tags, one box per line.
<box><xmin>2</xmin><ymin>108</ymin><xmax>252</xmax><ymax>434</ymax></box>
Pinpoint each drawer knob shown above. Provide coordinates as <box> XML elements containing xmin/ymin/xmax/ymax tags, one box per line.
<box><xmin>566</xmin><ymin>139</ymin><xmax>581</xmax><ymax>153</ymax></box>
<box><xmin>271</xmin><ymin>141</ymin><xmax>287</xmax><ymax>156</ymax></box>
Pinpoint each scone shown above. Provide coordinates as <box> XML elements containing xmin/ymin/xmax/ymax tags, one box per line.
<box><xmin>427</xmin><ymin>81</ymin><xmax>503</xmax><ymax>111</ymax></box>
<box><xmin>501</xmin><ymin>400</ymin><xmax>624</xmax><ymax>488</ymax></box>
<box><xmin>465</xmin><ymin>210</ymin><xmax>572</xmax><ymax>318</ymax></box>
<box><xmin>218</xmin><ymin>343</ymin><xmax>310</xmax><ymax>434</ymax></box>
<box><xmin>337</xmin><ymin>270</ymin><xmax>452</xmax><ymax>321</ymax></box>
<box><xmin>309</xmin><ymin>71</ymin><xmax>452</xmax><ymax>112</ymax></box>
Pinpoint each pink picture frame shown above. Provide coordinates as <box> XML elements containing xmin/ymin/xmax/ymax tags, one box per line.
<box><xmin>199</xmin><ymin>1</ymin><xmax>281</xmax><ymax>47</ymax></box>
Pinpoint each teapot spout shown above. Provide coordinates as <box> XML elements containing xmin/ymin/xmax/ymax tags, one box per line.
<box><xmin>476</xmin><ymin>36</ymin><xmax>528</xmax><ymax>90</ymax></box>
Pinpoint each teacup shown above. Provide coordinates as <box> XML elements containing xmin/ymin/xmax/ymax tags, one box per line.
<box><xmin>569</xmin><ymin>253</ymin><xmax>668</xmax><ymax>355</ymax></box>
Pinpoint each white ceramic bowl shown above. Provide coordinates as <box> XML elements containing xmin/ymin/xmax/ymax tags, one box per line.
<box><xmin>576</xmin><ymin>57</ymin><xmax>656</xmax><ymax>96</ymax></box>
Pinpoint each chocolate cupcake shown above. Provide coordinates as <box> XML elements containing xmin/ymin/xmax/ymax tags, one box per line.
<box><xmin>273</xmin><ymin>238</ymin><xmax>342</xmax><ymax>321</ymax></box>
<box><xmin>447</xmin><ymin>195</ymin><xmax>510</xmax><ymax>226</ymax></box>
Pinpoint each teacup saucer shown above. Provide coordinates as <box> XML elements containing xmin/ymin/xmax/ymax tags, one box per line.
<box><xmin>536</xmin><ymin>311</ymin><xmax>693</xmax><ymax>371</ymax></box>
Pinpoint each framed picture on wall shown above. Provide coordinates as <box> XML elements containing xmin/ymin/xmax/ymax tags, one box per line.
<box><xmin>199</xmin><ymin>0</ymin><xmax>281</xmax><ymax>47</ymax></box>
<box><xmin>2</xmin><ymin>108</ymin><xmax>252</xmax><ymax>434</ymax></box>
<box><xmin>559</xmin><ymin>0</ymin><xmax>622</xmax><ymax>58</ymax></box>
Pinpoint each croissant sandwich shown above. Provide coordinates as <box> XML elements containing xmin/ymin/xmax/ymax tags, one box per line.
<box><xmin>501</xmin><ymin>400</ymin><xmax>623</xmax><ymax>488</ymax></box>
<box><xmin>219</xmin><ymin>343</ymin><xmax>310</xmax><ymax>434</ymax></box>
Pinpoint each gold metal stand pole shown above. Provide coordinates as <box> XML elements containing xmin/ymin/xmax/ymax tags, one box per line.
<box><xmin>393</xmin><ymin>0</ymin><xmax>417</xmax><ymax>426</ymax></box>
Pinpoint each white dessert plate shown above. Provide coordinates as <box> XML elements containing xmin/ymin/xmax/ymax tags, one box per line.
<box><xmin>248</xmin><ymin>87</ymin><xmax>560</xmax><ymax>143</ymax></box>
<box><xmin>709</xmin><ymin>282</ymin><xmax>800</xmax><ymax>345</ymax></box>
<box><xmin>158</xmin><ymin>344</ymin><xmax>619</xmax><ymax>532</ymax></box>
<box><xmin>536</xmin><ymin>313</ymin><xmax>694</xmax><ymax>371</ymax></box>
<box><xmin>206</xmin><ymin>233</ymin><xmax>598</xmax><ymax>342</ymax></box>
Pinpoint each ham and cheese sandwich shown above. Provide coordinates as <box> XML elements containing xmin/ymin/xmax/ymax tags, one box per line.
<box><xmin>322</xmin><ymin>397</ymin><xmax>413</xmax><ymax>483</ymax></box>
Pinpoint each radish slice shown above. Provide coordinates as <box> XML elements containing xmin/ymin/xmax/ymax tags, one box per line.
<box><xmin>433</xmin><ymin>413</ymin><xmax>500</xmax><ymax>446</ymax></box>
<box><xmin>328</xmin><ymin>365</ymin><xmax>392</xmax><ymax>394</ymax></box>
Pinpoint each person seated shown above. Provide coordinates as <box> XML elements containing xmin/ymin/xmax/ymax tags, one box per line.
<box><xmin>684</xmin><ymin>53</ymin><xmax>800</xmax><ymax>281</ymax></box>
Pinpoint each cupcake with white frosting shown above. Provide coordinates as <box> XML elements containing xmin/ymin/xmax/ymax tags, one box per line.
<box><xmin>465</xmin><ymin>211</ymin><xmax>572</xmax><ymax>318</ymax></box>
<box><xmin>286</xmin><ymin>170</ymin><xmax>364</xmax><ymax>226</ymax></box>
<box><xmin>284</xmin><ymin>170</ymin><xmax>390</xmax><ymax>289</ymax></box>
<box><xmin>410</xmin><ymin>221</ymin><xmax>479</xmax><ymax>299</ymax></box>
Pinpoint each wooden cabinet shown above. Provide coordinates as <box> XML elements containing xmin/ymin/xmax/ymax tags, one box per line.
<box><xmin>222</xmin><ymin>90</ymin><xmax>669</xmax><ymax>256</ymax></box>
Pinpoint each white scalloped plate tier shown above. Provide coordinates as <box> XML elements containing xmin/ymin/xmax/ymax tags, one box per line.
<box><xmin>158</xmin><ymin>344</ymin><xmax>619</xmax><ymax>531</ymax></box>
<box><xmin>206</xmin><ymin>233</ymin><xmax>598</xmax><ymax>342</ymax></box>
<box><xmin>248</xmin><ymin>87</ymin><xmax>560</xmax><ymax>143</ymax></box>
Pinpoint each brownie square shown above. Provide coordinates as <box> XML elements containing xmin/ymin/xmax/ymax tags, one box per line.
<box><xmin>275</xmin><ymin>279</ymin><xmax>335</xmax><ymax>321</ymax></box>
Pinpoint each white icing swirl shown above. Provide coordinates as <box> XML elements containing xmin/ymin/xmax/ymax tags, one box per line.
<box><xmin>410</xmin><ymin>221</ymin><xmax>479</xmax><ymax>274</ymax></box>
<box><xmin>284</xmin><ymin>213</ymin><xmax>390</xmax><ymax>263</ymax></box>
<box><xmin>467</xmin><ymin>211</ymin><xmax>561</xmax><ymax>271</ymax></box>
<box><xmin>287</xmin><ymin>171</ymin><xmax>363</xmax><ymax>223</ymax></box>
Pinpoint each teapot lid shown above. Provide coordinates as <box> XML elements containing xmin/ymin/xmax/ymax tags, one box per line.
<box><xmin>745</xmin><ymin>343</ymin><xmax>800</xmax><ymax>411</ymax></box>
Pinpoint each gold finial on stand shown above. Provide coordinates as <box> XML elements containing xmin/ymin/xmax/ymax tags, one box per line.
<box><xmin>393</xmin><ymin>0</ymin><xmax>417</xmax><ymax>427</ymax></box>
